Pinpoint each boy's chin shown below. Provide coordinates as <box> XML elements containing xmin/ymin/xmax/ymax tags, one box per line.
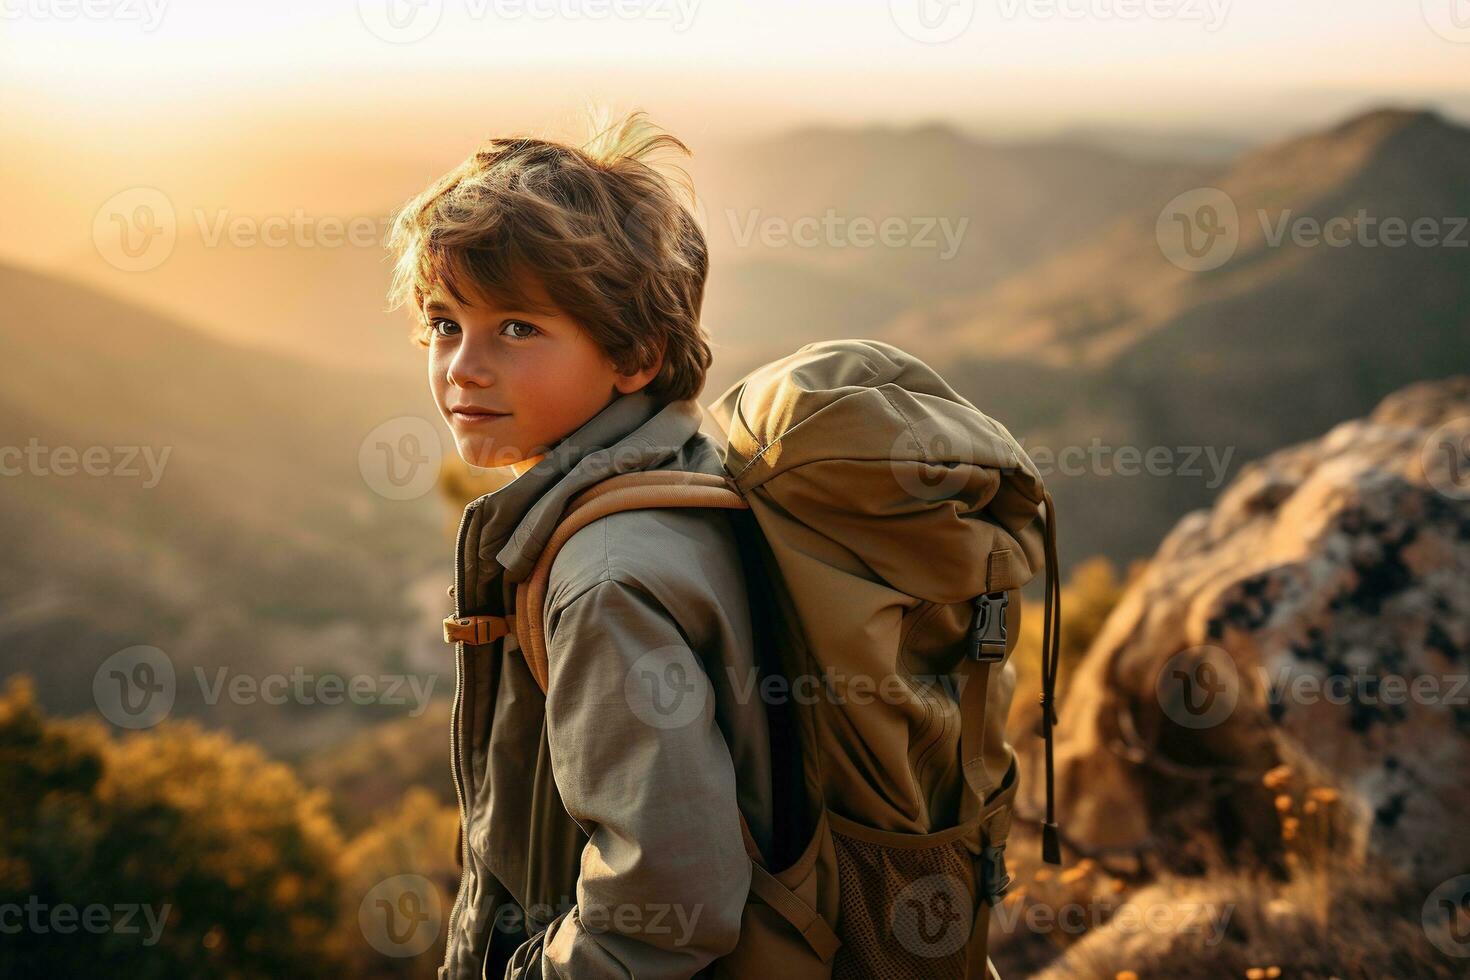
<box><xmin>454</xmin><ymin>434</ymin><xmax>536</xmax><ymax>472</ymax></box>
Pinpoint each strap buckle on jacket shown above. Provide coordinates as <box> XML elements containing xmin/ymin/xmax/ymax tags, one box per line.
<box><xmin>442</xmin><ymin>614</ymin><xmax>516</xmax><ymax>645</ymax></box>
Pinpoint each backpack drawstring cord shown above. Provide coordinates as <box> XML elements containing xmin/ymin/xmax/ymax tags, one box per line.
<box><xmin>1039</xmin><ymin>488</ymin><xmax>1063</xmax><ymax>865</ymax></box>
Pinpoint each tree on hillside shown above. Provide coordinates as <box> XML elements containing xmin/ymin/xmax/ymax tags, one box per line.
<box><xmin>0</xmin><ymin>676</ymin><xmax>345</xmax><ymax>979</ymax></box>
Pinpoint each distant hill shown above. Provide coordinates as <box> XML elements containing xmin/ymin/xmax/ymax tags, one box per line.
<box><xmin>700</xmin><ymin>122</ymin><xmax>1214</xmax><ymax>295</ymax></box>
<box><xmin>693</xmin><ymin>122</ymin><xmax>1216</xmax><ymax>392</ymax></box>
<box><xmin>1051</xmin><ymin>123</ymin><xmax>1253</xmax><ymax>163</ymax></box>
<box><xmin>0</xmin><ymin>263</ymin><xmax>448</xmax><ymax>752</ymax></box>
<box><xmin>61</xmin><ymin>206</ymin><xmax>419</xmax><ymax>373</ymax></box>
<box><xmin>876</xmin><ymin>107</ymin><xmax>1470</xmax><ymax>565</ymax></box>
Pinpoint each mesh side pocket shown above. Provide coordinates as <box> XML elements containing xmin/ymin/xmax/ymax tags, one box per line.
<box><xmin>830</xmin><ymin>822</ymin><xmax>977</xmax><ymax>980</ymax></box>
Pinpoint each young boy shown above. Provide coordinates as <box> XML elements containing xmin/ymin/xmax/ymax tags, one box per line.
<box><xmin>386</xmin><ymin>113</ymin><xmax>774</xmax><ymax>980</ymax></box>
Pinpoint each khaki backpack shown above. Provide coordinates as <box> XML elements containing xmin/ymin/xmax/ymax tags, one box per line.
<box><xmin>447</xmin><ymin>339</ymin><xmax>1061</xmax><ymax>979</ymax></box>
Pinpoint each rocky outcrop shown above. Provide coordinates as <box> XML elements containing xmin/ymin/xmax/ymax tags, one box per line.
<box><xmin>1046</xmin><ymin>376</ymin><xmax>1470</xmax><ymax>888</ymax></box>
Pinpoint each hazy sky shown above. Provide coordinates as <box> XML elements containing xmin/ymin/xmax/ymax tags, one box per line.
<box><xmin>4</xmin><ymin>0</ymin><xmax>1468</xmax><ymax>139</ymax></box>
<box><xmin>3</xmin><ymin>0</ymin><xmax>1466</xmax><ymax>368</ymax></box>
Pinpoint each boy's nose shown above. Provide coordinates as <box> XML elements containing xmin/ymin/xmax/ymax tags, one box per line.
<box><xmin>446</xmin><ymin>347</ymin><xmax>496</xmax><ymax>389</ymax></box>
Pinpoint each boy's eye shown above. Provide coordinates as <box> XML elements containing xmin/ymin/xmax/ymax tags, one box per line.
<box><xmin>425</xmin><ymin>317</ymin><xmax>537</xmax><ymax>341</ymax></box>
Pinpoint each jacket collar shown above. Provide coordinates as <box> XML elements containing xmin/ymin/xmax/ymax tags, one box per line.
<box><xmin>465</xmin><ymin>390</ymin><xmax>706</xmax><ymax>589</ymax></box>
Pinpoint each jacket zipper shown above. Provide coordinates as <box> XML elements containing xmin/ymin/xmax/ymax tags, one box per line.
<box><xmin>444</xmin><ymin>499</ymin><xmax>476</xmax><ymax>971</ymax></box>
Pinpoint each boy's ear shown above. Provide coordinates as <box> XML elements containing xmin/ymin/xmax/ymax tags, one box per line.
<box><xmin>612</xmin><ymin>346</ymin><xmax>664</xmax><ymax>394</ymax></box>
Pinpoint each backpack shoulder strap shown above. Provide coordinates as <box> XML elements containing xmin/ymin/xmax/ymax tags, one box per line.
<box><xmin>513</xmin><ymin>469</ymin><xmax>746</xmax><ymax>694</ymax></box>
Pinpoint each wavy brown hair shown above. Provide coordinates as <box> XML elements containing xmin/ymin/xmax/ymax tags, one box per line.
<box><xmin>385</xmin><ymin>109</ymin><xmax>713</xmax><ymax>403</ymax></box>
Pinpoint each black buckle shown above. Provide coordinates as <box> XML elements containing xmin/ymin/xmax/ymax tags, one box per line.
<box><xmin>980</xmin><ymin>843</ymin><xmax>1011</xmax><ymax>906</ymax></box>
<box><xmin>967</xmin><ymin>591</ymin><xmax>1008</xmax><ymax>662</ymax></box>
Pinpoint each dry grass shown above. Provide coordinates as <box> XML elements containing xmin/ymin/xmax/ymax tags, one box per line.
<box><xmin>991</xmin><ymin>764</ymin><xmax>1459</xmax><ymax>978</ymax></box>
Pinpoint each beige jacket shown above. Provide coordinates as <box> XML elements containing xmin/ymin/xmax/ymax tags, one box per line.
<box><xmin>439</xmin><ymin>390</ymin><xmax>775</xmax><ymax>980</ymax></box>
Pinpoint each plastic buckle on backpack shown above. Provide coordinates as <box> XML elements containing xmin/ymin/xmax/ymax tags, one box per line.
<box><xmin>967</xmin><ymin>591</ymin><xmax>1009</xmax><ymax>662</ymax></box>
<box><xmin>979</xmin><ymin>842</ymin><xmax>1011</xmax><ymax>906</ymax></box>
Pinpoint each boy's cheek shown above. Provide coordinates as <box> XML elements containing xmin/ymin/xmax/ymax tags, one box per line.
<box><xmin>426</xmin><ymin>360</ymin><xmax>451</xmax><ymax>413</ymax></box>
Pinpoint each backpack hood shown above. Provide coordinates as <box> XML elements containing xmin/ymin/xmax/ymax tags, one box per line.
<box><xmin>707</xmin><ymin>338</ymin><xmax>1047</xmax><ymax>603</ymax></box>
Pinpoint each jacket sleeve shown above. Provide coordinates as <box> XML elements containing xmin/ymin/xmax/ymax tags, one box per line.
<box><xmin>503</xmin><ymin>576</ymin><xmax>752</xmax><ymax>979</ymax></box>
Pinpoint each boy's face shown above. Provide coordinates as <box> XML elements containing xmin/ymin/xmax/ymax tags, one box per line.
<box><xmin>424</xmin><ymin>275</ymin><xmax>659</xmax><ymax>472</ymax></box>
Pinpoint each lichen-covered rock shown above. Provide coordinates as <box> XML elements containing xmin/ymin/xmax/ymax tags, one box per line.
<box><xmin>1047</xmin><ymin>376</ymin><xmax>1470</xmax><ymax>887</ymax></box>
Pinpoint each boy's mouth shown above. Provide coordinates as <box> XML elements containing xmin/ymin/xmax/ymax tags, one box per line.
<box><xmin>449</xmin><ymin>405</ymin><xmax>512</xmax><ymax>423</ymax></box>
